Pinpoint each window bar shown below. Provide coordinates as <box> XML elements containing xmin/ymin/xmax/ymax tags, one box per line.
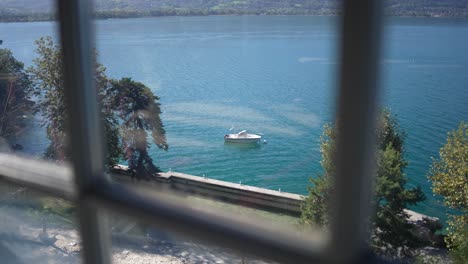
<box><xmin>56</xmin><ymin>0</ymin><xmax>112</xmax><ymax>263</ymax></box>
<box><xmin>329</xmin><ymin>0</ymin><xmax>383</xmax><ymax>263</ymax></box>
<box><xmin>0</xmin><ymin>153</ymin><xmax>75</xmax><ymax>199</ymax></box>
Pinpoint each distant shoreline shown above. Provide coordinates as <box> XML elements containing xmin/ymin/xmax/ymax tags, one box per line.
<box><xmin>1</xmin><ymin>10</ymin><xmax>468</xmax><ymax>24</ymax></box>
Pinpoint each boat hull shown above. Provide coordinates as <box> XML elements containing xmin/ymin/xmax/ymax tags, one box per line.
<box><xmin>224</xmin><ymin>138</ymin><xmax>260</xmax><ymax>144</ymax></box>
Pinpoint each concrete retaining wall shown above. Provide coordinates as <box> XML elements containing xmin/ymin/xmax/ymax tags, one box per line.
<box><xmin>112</xmin><ymin>165</ymin><xmax>304</xmax><ymax>215</ymax></box>
<box><xmin>159</xmin><ymin>171</ymin><xmax>304</xmax><ymax>215</ymax></box>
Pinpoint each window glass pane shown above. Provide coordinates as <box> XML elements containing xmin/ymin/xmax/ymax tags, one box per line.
<box><xmin>381</xmin><ymin>17</ymin><xmax>468</xmax><ymax>220</ymax></box>
<box><xmin>92</xmin><ymin>0</ymin><xmax>339</xmax><ymax>245</ymax></box>
<box><xmin>0</xmin><ymin>3</ymin><xmax>83</xmax><ymax>262</ymax></box>
<box><xmin>0</xmin><ymin>181</ymin><xmax>81</xmax><ymax>264</ymax></box>
<box><xmin>0</xmin><ymin>1</ymin><xmax>72</xmax><ymax>162</ymax></box>
<box><xmin>375</xmin><ymin>12</ymin><xmax>468</xmax><ymax>262</ymax></box>
<box><xmin>95</xmin><ymin>14</ymin><xmax>339</xmax><ymax>188</ymax></box>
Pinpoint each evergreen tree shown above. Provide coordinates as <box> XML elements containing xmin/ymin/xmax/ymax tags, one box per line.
<box><xmin>29</xmin><ymin>36</ymin><xmax>121</xmax><ymax>166</ymax></box>
<box><xmin>301</xmin><ymin>110</ymin><xmax>425</xmax><ymax>252</ymax></box>
<box><xmin>429</xmin><ymin>122</ymin><xmax>467</xmax><ymax>263</ymax></box>
<box><xmin>108</xmin><ymin>77</ymin><xmax>167</xmax><ymax>180</ymax></box>
<box><xmin>0</xmin><ymin>48</ymin><xmax>32</xmax><ymax>148</ymax></box>
<box><xmin>300</xmin><ymin>124</ymin><xmax>335</xmax><ymax>227</ymax></box>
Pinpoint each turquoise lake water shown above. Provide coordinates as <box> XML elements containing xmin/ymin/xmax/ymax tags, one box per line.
<box><xmin>1</xmin><ymin>16</ymin><xmax>467</xmax><ymax>222</ymax></box>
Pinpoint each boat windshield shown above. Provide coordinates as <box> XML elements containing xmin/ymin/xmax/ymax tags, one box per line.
<box><xmin>237</xmin><ymin>130</ymin><xmax>247</xmax><ymax>136</ymax></box>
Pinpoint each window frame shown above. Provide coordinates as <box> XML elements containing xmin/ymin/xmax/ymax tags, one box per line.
<box><xmin>0</xmin><ymin>0</ymin><xmax>385</xmax><ymax>263</ymax></box>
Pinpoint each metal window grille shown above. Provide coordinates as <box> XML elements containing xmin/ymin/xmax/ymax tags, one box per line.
<box><xmin>0</xmin><ymin>0</ymin><xmax>385</xmax><ymax>263</ymax></box>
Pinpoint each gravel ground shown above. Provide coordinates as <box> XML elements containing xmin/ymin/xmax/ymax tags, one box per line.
<box><xmin>0</xmin><ymin>205</ymin><xmax>272</xmax><ymax>264</ymax></box>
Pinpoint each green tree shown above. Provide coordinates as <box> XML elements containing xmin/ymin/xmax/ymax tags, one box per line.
<box><xmin>301</xmin><ymin>110</ymin><xmax>425</xmax><ymax>251</ymax></box>
<box><xmin>0</xmin><ymin>48</ymin><xmax>32</xmax><ymax>147</ymax></box>
<box><xmin>28</xmin><ymin>36</ymin><xmax>121</xmax><ymax>166</ymax></box>
<box><xmin>108</xmin><ymin>77</ymin><xmax>167</xmax><ymax>180</ymax></box>
<box><xmin>429</xmin><ymin>122</ymin><xmax>467</xmax><ymax>263</ymax></box>
<box><xmin>300</xmin><ymin>124</ymin><xmax>335</xmax><ymax>227</ymax></box>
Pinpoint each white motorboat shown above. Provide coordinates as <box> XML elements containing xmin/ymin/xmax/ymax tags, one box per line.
<box><xmin>224</xmin><ymin>130</ymin><xmax>261</xmax><ymax>144</ymax></box>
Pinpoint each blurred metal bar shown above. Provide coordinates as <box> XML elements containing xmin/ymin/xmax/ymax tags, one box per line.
<box><xmin>56</xmin><ymin>0</ymin><xmax>112</xmax><ymax>263</ymax></box>
<box><xmin>329</xmin><ymin>0</ymin><xmax>383</xmax><ymax>263</ymax></box>
<box><xmin>86</xmin><ymin>179</ymin><xmax>327</xmax><ymax>264</ymax></box>
<box><xmin>0</xmin><ymin>153</ymin><xmax>76</xmax><ymax>199</ymax></box>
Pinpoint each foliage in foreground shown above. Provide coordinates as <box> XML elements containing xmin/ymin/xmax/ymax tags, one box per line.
<box><xmin>429</xmin><ymin>122</ymin><xmax>468</xmax><ymax>263</ymax></box>
<box><xmin>109</xmin><ymin>78</ymin><xmax>168</xmax><ymax>179</ymax></box>
<box><xmin>300</xmin><ymin>110</ymin><xmax>426</xmax><ymax>255</ymax></box>
<box><xmin>28</xmin><ymin>36</ymin><xmax>167</xmax><ymax>177</ymax></box>
<box><xmin>28</xmin><ymin>36</ymin><xmax>121</xmax><ymax>164</ymax></box>
<box><xmin>0</xmin><ymin>48</ymin><xmax>32</xmax><ymax>145</ymax></box>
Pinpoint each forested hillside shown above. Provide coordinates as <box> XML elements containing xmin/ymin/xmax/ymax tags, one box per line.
<box><xmin>1</xmin><ymin>0</ymin><xmax>467</xmax><ymax>22</ymax></box>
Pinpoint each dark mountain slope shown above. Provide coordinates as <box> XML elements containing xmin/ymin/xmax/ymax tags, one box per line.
<box><xmin>0</xmin><ymin>0</ymin><xmax>467</xmax><ymax>22</ymax></box>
